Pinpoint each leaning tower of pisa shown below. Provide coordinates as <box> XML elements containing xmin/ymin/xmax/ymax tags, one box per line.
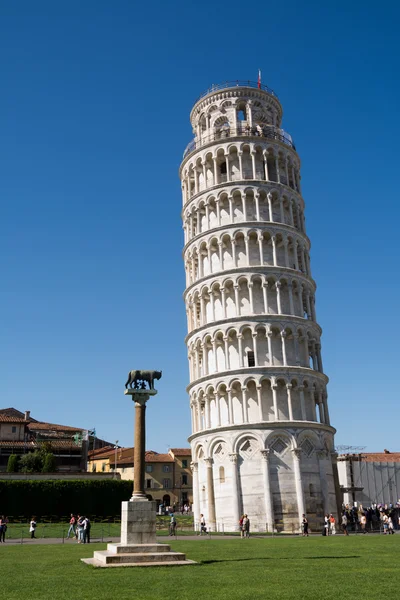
<box><xmin>180</xmin><ymin>81</ymin><xmax>339</xmax><ymax>532</ymax></box>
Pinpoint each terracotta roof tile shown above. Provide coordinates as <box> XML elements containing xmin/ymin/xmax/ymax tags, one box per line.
<box><xmin>0</xmin><ymin>415</ymin><xmax>27</xmax><ymax>423</ymax></box>
<box><xmin>169</xmin><ymin>448</ymin><xmax>192</xmax><ymax>456</ymax></box>
<box><xmin>338</xmin><ymin>452</ymin><xmax>400</xmax><ymax>463</ymax></box>
<box><xmin>28</xmin><ymin>422</ymin><xmax>84</xmax><ymax>432</ymax></box>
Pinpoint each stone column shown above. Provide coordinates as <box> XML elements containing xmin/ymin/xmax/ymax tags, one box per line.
<box><xmin>258</xmin><ymin>235</ymin><xmax>264</xmax><ymax>264</ymax></box>
<box><xmin>317</xmin><ymin>450</ymin><xmax>329</xmax><ymax>516</ymax></box>
<box><xmin>229</xmin><ymin>453</ymin><xmax>241</xmax><ymax>530</ymax></box>
<box><xmin>256</xmin><ymin>384</ymin><xmax>263</xmax><ymax>420</ymax></box>
<box><xmin>227</xmin><ymin>388</ymin><xmax>233</xmax><ymax>424</ymax></box>
<box><xmin>255</xmin><ymin>193</ymin><xmax>260</xmax><ymax>221</ymax></box>
<box><xmin>286</xmin><ymin>383</ymin><xmax>294</xmax><ymax>421</ymax></box>
<box><xmin>271</xmin><ymin>235</ymin><xmax>277</xmax><ymax>266</ymax></box>
<box><xmin>242</xmin><ymin>387</ymin><xmax>249</xmax><ymax>423</ymax></box>
<box><xmin>281</xmin><ymin>331</ymin><xmax>287</xmax><ymax>366</ymax></box>
<box><xmin>191</xmin><ymin>461</ymin><xmax>201</xmax><ymax>526</ymax></box>
<box><xmin>261</xmin><ymin>449</ymin><xmax>275</xmax><ymax>532</ymax></box>
<box><xmin>276</xmin><ymin>281</ymin><xmax>282</xmax><ymax>314</ymax></box>
<box><xmin>133</xmin><ymin>395</ymin><xmax>147</xmax><ymax>499</ymax></box>
<box><xmin>221</xmin><ymin>287</ymin><xmax>227</xmax><ymax>319</ymax></box>
<box><xmin>272</xmin><ymin>383</ymin><xmax>279</xmax><ymax>420</ymax></box>
<box><xmin>234</xmin><ymin>284</ymin><xmax>240</xmax><ymax>315</ymax></box>
<box><xmin>263</xmin><ymin>282</ymin><xmax>269</xmax><ymax>314</ymax></box>
<box><xmin>292</xmin><ymin>448</ymin><xmax>305</xmax><ymax>528</ymax></box>
<box><xmin>204</xmin><ymin>458</ymin><xmax>216</xmax><ymax>529</ymax></box>
<box><xmin>223</xmin><ymin>335</ymin><xmax>230</xmax><ymax>370</ymax></box>
<box><xmin>267</xmin><ymin>329</ymin><xmax>274</xmax><ymax>366</ymax></box>
<box><xmin>298</xmin><ymin>385</ymin><xmax>307</xmax><ymax>420</ymax></box>
<box><xmin>267</xmin><ymin>193</ymin><xmax>274</xmax><ymax>222</ymax></box>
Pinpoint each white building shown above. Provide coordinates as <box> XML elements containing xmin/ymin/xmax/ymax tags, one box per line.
<box><xmin>338</xmin><ymin>451</ymin><xmax>400</xmax><ymax>506</ymax></box>
<box><xmin>180</xmin><ymin>80</ymin><xmax>339</xmax><ymax>532</ymax></box>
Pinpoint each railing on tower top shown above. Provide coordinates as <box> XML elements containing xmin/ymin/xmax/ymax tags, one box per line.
<box><xmin>195</xmin><ymin>80</ymin><xmax>277</xmax><ymax>102</ymax></box>
<box><xmin>183</xmin><ymin>125</ymin><xmax>295</xmax><ymax>159</ymax></box>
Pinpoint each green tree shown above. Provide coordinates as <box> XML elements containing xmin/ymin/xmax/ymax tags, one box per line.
<box><xmin>6</xmin><ymin>454</ymin><xmax>19</xmax><ymax>473</ymax></box>
<box><xmin>42</xmin><ymin>453</ymin><xmax>57</xmax><ymax>473</ymax></box>
<box><xmin>19</xmin><ymin>451</ymin><xmax>43</xmax><ymax>473</ymax></box>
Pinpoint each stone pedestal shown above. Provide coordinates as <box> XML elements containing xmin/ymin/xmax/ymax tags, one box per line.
<box><xmin>82</xmin><ymin>498</ymin><xmax>196</xmax><ymax>567</ymax></box>
<box><xmin>121</xmin><ymin>499</ymin><xmax>156</xmax><ymax>545</ymax></box>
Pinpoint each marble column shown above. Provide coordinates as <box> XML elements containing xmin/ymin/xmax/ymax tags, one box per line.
<box><xmin>292</xmin><ymin>448</ymin><xmax>305</xmax><ymax>528</ymax></box>
<box><xmin>204</xmin><ymin>457</ymin><xmax>216</xmax><ymax>528</ymax></box>
<box><xmin>261</xmin><ymin>449</ymin><xmax>275</xmax><ymax>532</ymax></box>
<box><xmin>228</xmin><ymin>453</ymin><xmax>241</xmax><ymax>530</ymax></box>
<box><xmin>191</xmin><ymin>461</ymin><xmax>201</xmax><ymax>526</ymax></box>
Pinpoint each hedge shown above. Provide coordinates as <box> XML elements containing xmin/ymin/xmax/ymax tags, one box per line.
<box><xmin>0</xmin><ymin>479</ymin><xmax>133</xmax><ymax>519</ymax></box>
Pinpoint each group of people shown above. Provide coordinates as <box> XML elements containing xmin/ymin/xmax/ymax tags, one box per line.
<box><xmin>341</xmin><ymin>502</ymin><xmax>400</xmax><ymax>534</ymax></box>
<box><xmin>239</xmin><ymin>514</ymin><xmax>250</xmax><ymax>538</ymax></box>
<box><xmin>66</xmin><ymin>514</ymin><xmax>91</xmax><ymax>543</ymax></box>
<box><xmin>0</xmin><ymin>516</ymin><xmax>8</xmax><ymax>542</ymax></box>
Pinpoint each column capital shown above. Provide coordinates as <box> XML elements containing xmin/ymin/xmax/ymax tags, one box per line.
<box><xmin>190</xmin><ymin>461</ymin><xmax>198</xmax><ymax>472</ymax></box>
<box><xmin>275</xmin><ymin>281</ymin><xmax>281</xmax><ymax>289</ymax></box>
<box><xmin>228</xmin><ymin>453</ymin><xmax>239</xmax><ymax>464</ymax></box>
<box><xmin>298</xmin><ymin>385</ymin><xmax>305</xmax><ymax>392</ymax></box>
<box><xmin>292</xmin><ymin>448</ymin><xmax>302</xmax><ymax>460</ymax></box>
<box><xmin>286</xmin><ymin>383</ymin><xmax>292</xmax><ymax>390</ymax></box>
<box><xmin>260</xmin><ymin>448</ymin><xmax>271</xmax><ymax>461</ymax></box>
<box><xmin>204</xmin><ymin>457</ymin><xmax>214</xmax><ymax>466</ymax></box>
<box><xmin>280</xmin><ymin>330</ymin><xmax>287</xmax><ymax>338</ymax></box>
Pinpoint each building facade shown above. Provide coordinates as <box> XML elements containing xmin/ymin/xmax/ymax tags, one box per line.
<box><xmin>0</xmin><ymin>407</ymin><xmax>110</xmax><ymax>472</ymax></box>
<box><xmin>338</xmin><ymin>451</ymin><xmax>400</xmax><ymax>506</ymax></box>
<box><xmin>87</xmin><ymin>447</ymin><xmax>193</xmax><ymax>508</ymax></box>
<box><xmin>180</xmin><ymin>81</ymin><xmax>339</xmax><ymax>532</ymax></box>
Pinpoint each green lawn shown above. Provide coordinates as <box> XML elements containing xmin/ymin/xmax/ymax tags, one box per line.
<box><xmin>0</xmin><ymin>535</ymin><xmax>398</xmax><ymax>599</ymax></box>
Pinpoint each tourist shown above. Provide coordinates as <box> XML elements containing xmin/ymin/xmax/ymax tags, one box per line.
<box><xmin>342</xmin><ymin>513</ymin><xmax>349</xmax><ymax>536</ymax></box>
<box><xmin>169</xmin><ymin>513</ymin><xmax>177</xmax><ymax>536</ymax></box>
<box><xmin>239</xmin><ymin>514</ymin><xmax>244</xmax><ymax>538</ymax></box>
<box><xmin>329</xmin><ymin>514</ymin><xmax>336</xmax><ymax>535</ymax></box>
<box><xmin>199</xmin><ymin>514</ymin><xmax>207</xmax><ymax>535</ymax></box>
<box><xmin>77</xmin><ymin>515</ymin><xmax>85</xmax><ymax>543</ymax></box>
<box><xmin>323</xmin><ymin>515</ymin><xmax>329</xmax><ymax>536</ymax></box>
<box><xmin>67</xmin><ymin>514</ymin><xmax>76</xmax><ymax>539</ymax></box>
<box><xmin>83</xmin><ymin>516</ymin><xmax>91</xmax><ymax>543</ymax></box>
<box><xmin>360</xmin><ymin>513</ymin><xmax>367</xmax><ymax>534</ymax></box>
<box><xmin>388</xmin><ymin>516</ymin><xmax>394</xmax><ymax>535</ymax></box>
<box><xmin>382</xmin><ymin>513</ymin><xmax>389</xmax><ymax>535</ymax></box>
<box><xmin>242</xmin><ymin>514</ymin><xmax>250</xmax><ymax>538</ymax></box>
<box><xmin>302</xmin><ymin>514</ymin><xmax>309</xmax><ymax>536</ymax></box>
<box><xmin>29</xmin><ymin>517</ymin><xmax>37</xmax><ymax>539</ymax></box>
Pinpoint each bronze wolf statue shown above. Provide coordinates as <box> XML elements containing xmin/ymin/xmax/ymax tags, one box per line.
<box><xmin>125</xmin><ymin>369</ymin><xmax>162</xmax><ymax>390</ymax></box>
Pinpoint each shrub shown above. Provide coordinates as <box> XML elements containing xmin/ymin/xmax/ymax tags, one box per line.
<box><xmin>0</xmin><ymin>480</ymin><xmax>133</xmax><ymax>518</ymax></box>
<box><xmin>6</xmin><ymin>454</ymin><xmax>19</xmax><ymax>473</ymax></box>
<box><xmin>42</xmin><ymin>453</ymin><xmax>57</xmax><ymax>473</ymax></box>
<box><xmin>19</xmin><ymin>451</ymin><xmax>43</xmax><ymax>473</ymax></box>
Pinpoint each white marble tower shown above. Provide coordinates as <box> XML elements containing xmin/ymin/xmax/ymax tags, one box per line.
<box><xmin>180</xmin><ymin>81</ymin><xmax>338</xmax><ymax>532</ymax></box>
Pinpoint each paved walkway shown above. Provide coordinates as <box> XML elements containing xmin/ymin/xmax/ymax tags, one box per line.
<box><xmin>0</xmin><ymin>533</ymin><xmax>354</xmax><ymax>546</ymax></box>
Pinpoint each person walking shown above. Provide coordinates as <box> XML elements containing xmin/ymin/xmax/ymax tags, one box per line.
<box><xmin>360</xmin><ymin>513</ymin><xmax>367</xmax><ymax>534</ymax></box>
<box><xmin>67</xmin><ymin>514</ymin><xmax>76</xmax><ymax>539</ymax></box>
<box><xmin>388</xmin><ymin>516</ymin><xmax>395</xmax><ymax>535</ymax></box>
<box><xmin>329</xmin><ymin>514</ymin><xmax>336</xmax><ymax>535</ymax></box>
<box><xmin>342</xmin><ymin>513</ymin><xmax>349</xmax><ymax>536</ymax></box>
<box><xmin>242</xmin><ymin>514</ymin><xmax>250</xmax><ymax>538</ymax></box>
<box><xmin>199</xmin><ymin>514</ymin><xmax>207</xmax><ymax>535</ymax></box>
<box><xmin>29</xmin><ymin>517</ymin><xmax>37</xmax><ymax>539</ymax></box>
<box><xmin>382</xmin><ymin>513</ymin><xmax>389</xmax><ymax>535</ymax></box>
<box><xmin>83</xmin><ymin>516</ymin><xmax>91</xmax><ymax>543</ymax></box>
<box><xmin>76</xmin><ymin>515</ymin><xmax>85</xmax><ymax>543</ymax></box>
<box><xmin>169</xmin><ymin>513</ymin><xmax>177</xmax><ymax>536</ymax></box>
<box><xmin>239</xmin><ymin>515</ymin><xmax>244</xmax><ymax>538</ymax></box>
<box><xmin>301</xmin><ymin>514</ymin><xmax>309</xmax><ymax>537</ymax></box>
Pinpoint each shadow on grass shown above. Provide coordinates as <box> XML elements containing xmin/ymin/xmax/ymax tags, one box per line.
<box><xmin>201</xmin><ymin>555</ymin><xmax>360</xmax><ymax>565</ymax></box>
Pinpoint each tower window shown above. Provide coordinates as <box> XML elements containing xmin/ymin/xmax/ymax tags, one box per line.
<box><xmin>220</xmin><ymin>161</ymin><xmax>227</xmax><ymax>175</ymax></box>
<box><xmin>237</xmin><ymin>109</ymin><xmax>246</xmax><ymax>121</ymax></box>
<box><xmin>247</xmin><ymin>351</ymin><xmax>255</xmax><ymax>367</ymax></box>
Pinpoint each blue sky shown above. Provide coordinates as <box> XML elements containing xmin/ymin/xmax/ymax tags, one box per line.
<box><xmin>1</xmin><ymin>1</ymin><xmax>399</xmax><ymax>453</ymax></box>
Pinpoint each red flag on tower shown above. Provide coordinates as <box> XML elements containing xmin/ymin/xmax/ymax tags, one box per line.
<box><xmin>257</xmin><ymin>69</ymin><xmax>261</xmax><ymax>89</ymax></box>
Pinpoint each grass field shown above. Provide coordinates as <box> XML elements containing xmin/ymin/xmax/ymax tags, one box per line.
<box><xmin>0</xmin><ymin>535</ymin><xmax>398</xmax><ymax>600</ymax></box>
